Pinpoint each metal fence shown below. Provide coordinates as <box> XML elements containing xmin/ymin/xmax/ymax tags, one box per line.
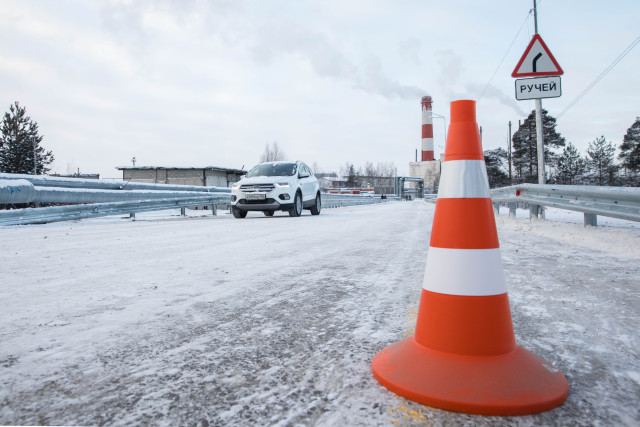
<box><xmin>490</xmin><ymin>184</ymin><xmax>640</xmax><ymax>226</ymax></box>
<box><xmin>0</xmin><ymin>196</ymin><xmax>227</xmax><ymax>226</ymax></box>
<box><xmin>0</xmin><ymin>172</ymin><xmax>230</xmax><ymax>193</ymax></box>
<box><xmin>0</xmin><ymin>174</ymin><xmax>402</xmax><ymax>226</ymax></box>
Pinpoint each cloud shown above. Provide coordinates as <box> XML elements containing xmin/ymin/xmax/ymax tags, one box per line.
<box><xmin>468</xmin><ymin>83</ymin><xmax>526</xmax><ymax>116</ymax></box>
<box><xmin>356</xmin><ymin>55</ymin><xmax>426</xmax><ymax>99</ymax></box>
<box><xmin>398</xmin><ymin>38</ymin><xmax>422</xmax><ymax>65</ymax></box>
<box><xmin>98</xmin><ymin>1</ymin><xmax>426</xmax><ymax>101</ymax></box>
<box><xmin>250</xmin><ymin>21</ymin><xmax>354</xmax><ymax>80</ymax></box>
<box><xmin>251</xmin><ymin>22</ymin><xmax>425</xmax><ymax>100</ymax></box>
<box><xmin>99</xmin><ymin>0</ymin><xmax>244</xmax><ymax>50</ymax></box>
<box><xmin>435</xmin><ymin>49</ymin><xmax>463</xmax><ymax>91</ymax></box>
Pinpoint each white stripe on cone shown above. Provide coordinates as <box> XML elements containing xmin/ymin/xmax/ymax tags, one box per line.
<box><xmin>437</xmin><ymin>160</ymin><xmax>490</xmax><ymax>199</ymax></box>
<box><xmin>423</xmin><ymin>247</ymin><xmax>507</xmax><ymax>296</ymax></box>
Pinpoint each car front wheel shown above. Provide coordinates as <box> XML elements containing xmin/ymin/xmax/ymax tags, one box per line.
<box><xmin>264</xmin><ymin>210</ymin><xmax>274</xmax><ymax>217</ymax></box>
<box><xmin>289</xmin><ymin>192</ymin><xmax>302</xmax><ymax>217</ymax></box>
<box><xmin>232</xmin><ymin>207</ymin><xmax>247</xmax><ymax>218</ymax></box>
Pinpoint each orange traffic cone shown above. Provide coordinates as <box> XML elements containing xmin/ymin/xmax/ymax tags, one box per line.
<box><xmin>371</xmin><ymin>100</ymin><xmax>568</xmax><ymax>415</ymax></box>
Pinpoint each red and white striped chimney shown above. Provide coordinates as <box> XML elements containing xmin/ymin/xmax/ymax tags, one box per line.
<box><xmin>421</xmin><ymin>96</ymin><xmax>434</xmax><ymax>161</ymax></box>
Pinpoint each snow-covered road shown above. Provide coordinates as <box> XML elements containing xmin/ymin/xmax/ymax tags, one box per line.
<box><xmin>1</xmin><ymin>202</ymin><xmax>639</xmax><ymax>425</ymax></box>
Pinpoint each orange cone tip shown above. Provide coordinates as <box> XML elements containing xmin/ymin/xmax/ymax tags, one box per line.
<box><xmin>371</xmin><ymin>99</ymin><xmax>568</xmax><ymax>415</ymax></box>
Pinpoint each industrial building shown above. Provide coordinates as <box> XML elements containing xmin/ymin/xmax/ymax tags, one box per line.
<box><xmin>117</xmin><ymin>166</ymin><xmax>246</xmax><ymax>188</ymax></box>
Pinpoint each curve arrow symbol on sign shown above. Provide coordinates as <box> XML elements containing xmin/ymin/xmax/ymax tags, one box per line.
<box><xmin>532</xmin><ymin>53</ymin><xmax>543</xmax><ymax>73</ymax></box>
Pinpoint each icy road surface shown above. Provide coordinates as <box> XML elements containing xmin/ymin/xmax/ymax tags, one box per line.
<box><xmin>1</xmin><ymin>202</ymin><xmax>639</xmax><ymax>426</ymax></box>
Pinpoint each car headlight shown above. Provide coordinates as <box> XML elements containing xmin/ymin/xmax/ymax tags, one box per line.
<box><xmin>232</xmin><ymin>183</ymin><xmax>241</xmax><ymax>189</ymax></box>
<box><xmin>275</xmin><ymin>182</ymin><xmax>290</xmax><ymax>188</ymax></box>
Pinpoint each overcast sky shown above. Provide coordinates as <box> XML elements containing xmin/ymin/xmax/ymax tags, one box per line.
<box><xmin>2</xmin><ymin>0</ymin><xmax>638</xmax><ymax>179</ymax></box>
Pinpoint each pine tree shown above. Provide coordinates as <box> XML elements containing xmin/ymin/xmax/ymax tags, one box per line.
<box><xmin>484</xmin><ymin>147</ymin><xmax>509</xmax><ymax>188</ymax></box>
<box><xmin>586</xmin><ymin>136</ymin><xmax>617</xmax><ymax>186</ymax></box>
<box><xmin>555</xmin><ymin>142</ymin><xmax>586</xmax><ymax>185</ymax></box>
<box><xmin>0</xmin><ymin>102</ymin><xmax>53</xmax><ymax>174</ymax></box>
<box><xmin>343</xmin><ymin>163</ymin><xmax>358</xmax><ymax>186</ymax></box>
<box><xmin>619</xmin><ymin>116</ymin><xmax>640</xmax><ymax>184</ymax></box>
<box><xmin>511</xmin><ymin>109</ymin><xmax>566</xmax><ymax>183</ymax></box>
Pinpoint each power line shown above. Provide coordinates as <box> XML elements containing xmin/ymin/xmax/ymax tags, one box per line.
<box><xmin>557</xmin><ymin>35</ymin><xmax>640</xmax><ymax>118</ymax></box>
<box><xmin>478</xmin><ymin>12</ymin><xmax>531</xmax><ymax>101</ymax></box>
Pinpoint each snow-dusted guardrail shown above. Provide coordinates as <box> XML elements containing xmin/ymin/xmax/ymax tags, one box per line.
<box><xmin>0</xmin><ymin>195</ymin><xmax>229</xmax><ymax>226</ymax></box>
<box><xmin>0</xmin><ymin>179</ymin><xmax>227</xmax><ymax>205</ymax></box>
<box><xmin>0</xmin><ymin>175</ymin><xmax>402</xmax><ymax>225</ymax></box>
<box><xmin>490</xmin><ymin>184</ymin><xmax>640</xmax><ymax>226</ymax></box>
<box><xmin>0</xmin><ymin>176</ymin><xmax>232</xmax><ymax>226</ymax></box>
<box><xmin>0</xmin><ymin>172</ymin><xmax>230</xmax><ymax>193</ymax></box>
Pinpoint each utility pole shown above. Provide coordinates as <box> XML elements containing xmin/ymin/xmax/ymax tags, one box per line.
<box><xmin>533</xmin><ymin>0</ymin><xmax>545</xmax><ymax>185</ymax></box>
<box><xmin>508</xmin><ymin>121</ymin><xmax>512</xmax><ymax>185</ymax></box>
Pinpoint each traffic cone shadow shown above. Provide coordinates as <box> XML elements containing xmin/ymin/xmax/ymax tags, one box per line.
<box><xmin>371</xmin><ymin>100</ymin><xmax>568</xmax><ymax>416</ymax></box>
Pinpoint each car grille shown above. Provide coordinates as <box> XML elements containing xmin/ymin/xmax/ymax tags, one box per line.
<box><xmin>240</xmin><ymin>184</ymin><xmax>275</xmax><ymax>192</ymax></box>
<box><xmin>239</xmin><ymin>198</ymin><xmax>277</xmax><ymax>205</ymax></box>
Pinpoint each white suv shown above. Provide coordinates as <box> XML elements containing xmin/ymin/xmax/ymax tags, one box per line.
<box><xmin>231</xmin><ymin>161</ymin><xmax>321</xmax><ymax>218</ymax></box>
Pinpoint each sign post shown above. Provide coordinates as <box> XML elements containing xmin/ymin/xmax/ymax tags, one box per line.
<box><xmin>511</xmin><ymin>4</ymin><xmax>563</xmax><ymax>189</ymax></box>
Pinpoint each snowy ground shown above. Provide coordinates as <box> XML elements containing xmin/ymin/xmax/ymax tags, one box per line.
<box><xmin>1</xmin><ymin>202</ymin><xmax>639</xmax><ymax>426</ymax></box>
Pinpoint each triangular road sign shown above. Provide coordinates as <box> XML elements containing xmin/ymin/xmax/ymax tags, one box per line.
<box><xmin>512</xmin><ymin>34</ymin><xmax>563</xmax><ymax>77</ymax></box>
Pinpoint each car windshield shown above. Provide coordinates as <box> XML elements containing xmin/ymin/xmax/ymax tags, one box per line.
<box><xmin>246</xmin><ymin>163</ymin><xmax>297</xmax><ymax>177</ymax></box>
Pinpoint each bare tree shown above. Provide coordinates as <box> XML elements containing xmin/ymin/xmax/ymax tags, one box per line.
<box><xmin>364</xmin><ymin>161</ymin><xmax>376</xmax><ymax>176</ymax></box>
<box><xmin>340</xmin><ymin>161</ymin><xmax>397</xmax><ymax>178</ymax></box>
<box><xmin>311</xmin><ymin>161</ymin><xmax>321</xmax><ymax>175</ymax></box>
<box><xmin>260</xmin><ymin>142</ymin><xmax>287</xmax><ymax>162</ymax></box>
<box><xmin>375</xmin><ymin>161</ymin><xmax>397</xmax><ymax>177</ymax></box>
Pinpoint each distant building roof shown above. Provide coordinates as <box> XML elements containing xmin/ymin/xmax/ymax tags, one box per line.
<box><xmin>50</xmin><ymin>173</ymin><xmax>100</xmax><ymax>179</ymax></box>
<box><xmin>116</xmin><ymin>166</ymin><xmax>246</xmax><ymax>174</ymax></box>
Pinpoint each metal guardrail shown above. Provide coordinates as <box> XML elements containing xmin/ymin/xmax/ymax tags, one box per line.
<box><xmin>0</xmin><ymin>196</ymin><xmax>229</xmax><ymax>226</ymax></box>
<box><xmin>0</xmin><ymin>179</ymin><xmax>228</xmax><ymax>205</ymax></box>
<box><xmin>490</xmin><ymin>184</ymin><xmax>640</xmax><ymax>226</ymax></box>
<box><xmin>0</xmin><ymin>172</ymin><xmax>230</xmax><ymax>193</ymax></box>
<box><xmin>0</xmin><ymin>175</ymin><xmax>234</xmax><ymax>226</ymax></box>
<box><xmin>0</xmin><ymin>193</ymin><xmax>400</xmax><ymax>226</ymax></box>
<box><xmin>0</xmin><ymin>174</ymin><xmax>404</xmax><ymax>226</ymax></box>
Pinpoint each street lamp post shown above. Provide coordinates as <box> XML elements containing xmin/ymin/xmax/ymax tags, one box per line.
<box><xmin>431</xmin><ymin>112</ymin><xmax>447</xmax><ymax>157</ymax></box>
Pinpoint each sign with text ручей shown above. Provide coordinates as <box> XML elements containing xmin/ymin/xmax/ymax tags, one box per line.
<box><xmin>515</xmin><ymin>76</ymin><xmax>561</xmax><ymax>101</ymax></box>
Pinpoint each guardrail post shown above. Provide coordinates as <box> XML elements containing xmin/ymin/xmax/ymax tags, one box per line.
<box><xmin>211</xmin><ymin>204</ymin><xmax>217</xmax><ymax>216</ymax></box>
<box><xmin>129</xmin><ymin>212</ymin><xmax>135</xmax><ymax>219</ymax></box>
<box><xmin>509</xmin><ymin>202</ymin><xmax>516</xmax><ymax>219</ymax></box>
<box><xmin>180</xmin><ymin>207</ymin><xmax>186</xmax><ymax>216</ymax></box>
<box><xmin>529</xmin><ymin>204</ymin><xmax>540</xmax><ymax>221</ymax></box>
<box><xmin>493</xmin><ymin>203</ymin><xmax>500</xmax><ymax>215</ymax></box>
<box><xmin>584</xmin><ymin>213</ymin><xmax>597</xmax><ymax>227</ymax></box>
